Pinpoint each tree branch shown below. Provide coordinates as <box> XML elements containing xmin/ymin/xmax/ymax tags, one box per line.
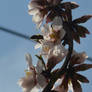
<box><xmin>42</xmin><ymin>40</ymin><xmax>73</xmax><ymax>92</ymax></box>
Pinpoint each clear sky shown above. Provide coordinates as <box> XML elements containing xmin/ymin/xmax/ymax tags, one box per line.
<box><xmin>0</xmin><ymin>0</ymin><xmax>92</xmax><ymax>92</ymax></box>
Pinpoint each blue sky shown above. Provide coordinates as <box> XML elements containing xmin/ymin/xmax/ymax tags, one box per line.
<box><xmin>0</xmin><ymin>0</ymin><xmax>92</xmax><ymax>92</ymax></box>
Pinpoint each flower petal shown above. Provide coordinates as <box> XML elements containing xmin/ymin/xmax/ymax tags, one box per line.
<box><xmin>37</xmin><ymin>74</ymin><xmax>47</xmax><ymax>88</ymax></box>
<box><xmin>47</xmin><ymin>56</ymin><xmax>59</xmax><ymax>71</ymax></box>
<box><xmin>35</xmin><ymin>43</ymin><xmax>42</xmax><ymax>49</ymax></box>
<box><xmin>18</xmin><ymin>76</ymin><xmax>35</xmax><ymax>92</ymax></box>
<box><xmin>74</xmin><ymin>64</ymin><xmax>92</xmax><ymax>72</ymax></box>
<box><xmin>59</xmin><ymin>75</ymin><xmax>68</xmax><ymax>92</ymax></box>
<box><xmin>70</xmin><ymin>51</ymin><xmax>88</xmax><ymax>66</ymax></box>
<box><xmin>54</xmin><ymin>85</ymin><xmax>67</xmax><ymax>92</ymax></box>
<box><xmin>60</xmin><ymin>2</ymin><xmax>79</xmax><ymax>9</ymax></box>
<box><xmin>46</xmin><ymin>11</ymin><xmax>56</xmax><ymax>23</ymax></box>
<box><xmin>47</xmin><ymin>0</ymin><xmax>61</xmax><ymax>5</ymax></box>
<box><xmin>28</xmin><ymin>8</ymin><xmax>40</xmax><ymax>15</ymax></box>
<box><xmin>73</xmin><ymin>15</ymin><xmax>92</xmax><ymax>24</ymax></box>
<box><xmin>31</xmin><ymin>86</ymin><xmax>40</xmax><ymax>92</ymax></box>
<box><xmin>71</xmin><ymin>79</ymin><xmax>82</xmax><ymax>92</ymax></box>
<box><xmin>52</xmin><ymin>17</ymin><xmax>66</xmax><ymax>40</ymax></box>
<box><xmin>41</xmin><ymin>24</ymin><xmax>50</xmax><ymax>35</ymax></box>
<box><xmin>71</xmin><ymin>30</ymin><xmax>80</xmax><ymax>44</ymax></box>
<box><xmin>47</xmin><ymin>45</ymin><xmax>67</xmax><ymax>70</ymax></box>
<box><xmin>36</xmin><ymin>59</ymin><xmax>45</xmax><ymax>74</ymax></box>
<box><xmin>32</xmin><ymin>13</ymin><xmax>43</xmax><ymax>23</ymax></box>
<box><xmin>74</xmin><ymin>25</ymin><xmax>90</xmax><ymax>36</ymax></box>
<box><xmin>25</xmin><ymin>53</ymin><xmax>33</xmax><ymax>68</ymax></box>
<box><xmin>73</xmin><ymin>73</ymin><xmax>89</xmax><ymax>83</ymax></box>
<box><xmin>28</xmin><ymin>0</ymin><xmax>43</xmax><ymax>9</ymax></box>
<box><xmin>40</xmin><ymin>40</ymin><xmax>54</xmax><ymax>56</ymax></box>
<box><xmin>52</xmin><ymin>16</ymin><xmax>63</xmax><ymax>27</ymax></box>
<box><xmin>48</xmin><ymin>44</ymin><xmax>67</xmax><ymax>60</ymax></box>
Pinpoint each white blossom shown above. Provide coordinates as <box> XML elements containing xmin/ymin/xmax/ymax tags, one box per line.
<box><xmin>34</xmin><ymin>16</ymin><xmax>66</xmax><ymax>57</ymax></box>
<box><xmin>72</xmin><ymin>51</ymin><xmax>88</xmax><ymax>64</ymax></box>
<box><xmin>41</xmin><ymin>18</ymin><xmax>66</xmax><ymax>43</ymax></box>
<box><xmin>48</xmin><ymin>44</ymin><xmax>68</xmax><ymax>63</ymax></box>
<box><xmin>25</xmin><ymin>53</ymin><xmax>33</xmax><ymax>69</ymax></box>
<box><xmin>52</xmin><ymin>16</ymin><xmax>66</xmax><ymax>40</ymax></box>
<box><xmin>18</xmin><ymin>53</ymin><xmax>47</xmax><ymax>92</ymax></box>
<box><xmin>35</xmin><ymin>40</ymin><xmax>55</xmax><ymax>57</ymax></box>
<box><xmin>28</xmin><ymin>2</ymin><xmax>43</xmax><ymax>28</ymax></box>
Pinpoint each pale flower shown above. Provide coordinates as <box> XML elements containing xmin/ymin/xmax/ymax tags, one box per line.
<box><xmin>35</xmin><ymin>39</ymin><xmax>67</xmax><ymax>59</ymax></box>
<box><xmin>47</xmin><ymin>44</ymin><xmax>67</xmax><ymax>71</ymax></box>
<box><xmin>32</xmin><ymin>13</ymin><xmax>43</xmax><ymax>28</ymax></box>
<box><xmin>18</xmin><ymin>53</ymin><xmax>48</xmax><ymax>92</ymax></box>
<box><xmin>52</xmin><ymin>16</ymin><xmax>66</xmax><ymax>40</ymax></box>
<box><xmin>48</xmin><ymin>44</ymin><xmax>67</xmax><ymax>62</ymax></box>
<box><xmin>41</xmin><ymin>16</ymin><xmax>66</xmax><ymax>43</ymax></box>
<box><xmin>28</xmin><ymin>1</ymin><xmax>44</xmax><ymax>28</ymax></box>
<box><xmin>28</xmin><ymin>0</ymin><xmax>64</xmax><ymax>27</ymax></box>
<box><xmin>70</xmin><ymin>51</ymin><xmax>88</xmax><ymax>66</ymax></box>
<box><xmin>18</xmin><ymin>71</ymin><xmax>35</xmax><ymax>92</ymax></box>
<box><xmin>41</xmin><ymin>24</ymin><xmax>51</xmax><ymax>41</ymax></box>
<box><xmin>35</xmin><ymin>41</ymin><xmax>67</xmax><ymax>59</ymax></box>
<box><xmin>25</xmin><ymin>53</ymin><xmax>33</xmax><ymax>69</ymax></box>
<box><xmin>34</xmin><ymin>16</ymin><xmax>66</xmax><ymax>57</ymax></box>
<box><xmin>35</xmin><ymin>40</ymin><xmax>55</xmax><ymax>57</ymax></box>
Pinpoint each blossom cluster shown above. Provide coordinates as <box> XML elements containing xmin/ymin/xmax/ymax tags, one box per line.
<box><xmin>18</xmin><ymin>0</ymin><xmax>92</xmax><ymax>92</ymax></box>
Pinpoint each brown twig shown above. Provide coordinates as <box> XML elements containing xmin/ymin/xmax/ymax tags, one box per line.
<box><xmin>42</xmin><ymin>40</ymin><xmax>73</xmax><ymax>92</ymax></box>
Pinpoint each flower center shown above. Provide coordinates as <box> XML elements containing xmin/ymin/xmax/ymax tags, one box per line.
<box><xmin>49</xmin><ymin>30</ymin><xmax>60</xmax><ymax>42</ymax></box>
